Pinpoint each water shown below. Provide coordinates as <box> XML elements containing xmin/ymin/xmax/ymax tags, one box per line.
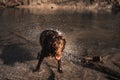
<box><xmin>0</xmin><ymin>8</ymin><xmax>120</xmax><ymax>80</ymax></box>
<box><xmin>0</xmin><ymin>8</ymin><xmax>120</xmax><ymax>60</ymax></box>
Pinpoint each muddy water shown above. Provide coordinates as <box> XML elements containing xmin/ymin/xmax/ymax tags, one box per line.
<box><xmin>0</xmin><ymin>8</ymin><xmax>120</xmax><ymax>80</ymax></box>
<box><xmin>0</xmin><ymin>8</ymin><xmax>120</xmax><ymax>62</ymax></box>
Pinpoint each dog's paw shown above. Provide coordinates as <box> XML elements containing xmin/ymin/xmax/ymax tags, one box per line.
<box><xmin>58</xmin><ymin>68</ymin><xmax>63</xmax><ymax>73</ymax></box>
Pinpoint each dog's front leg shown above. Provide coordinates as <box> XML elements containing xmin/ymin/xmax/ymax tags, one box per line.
<box><xmin>57</xmin><ymin>59</ymin><xmax>63</xmax><ymax>73</ymax></box>
<box><xmin>33</xmin><ymin>50</ymin><xmax>45</xmax><ymax>72</ymax></box>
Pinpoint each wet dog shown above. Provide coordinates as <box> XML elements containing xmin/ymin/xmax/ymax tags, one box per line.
<box><xmin>33</xmin><ymin>30</ymin><xmax>66</xmax><ymax>73</ymax></box>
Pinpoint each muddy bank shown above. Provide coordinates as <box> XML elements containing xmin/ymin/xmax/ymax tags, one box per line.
<box><xmin>0</xmin><ymin>0</ymin><xmax>120</xmax><ymax>12</ymax></box>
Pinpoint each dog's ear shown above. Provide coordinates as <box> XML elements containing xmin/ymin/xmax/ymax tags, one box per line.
<box><xmin>63</xmin><ymin>37</ymin><xmax>66</xmax><ymax>45</ymax></box>
<box><xmin>62</xmin><ymin>37</ymin><xmax>66</xmax><ymax>51</ymax></box>
<box><xmin>59</xmin><ymin>36</ymin><xmax>66</xmax><ymax>43</ymax></box>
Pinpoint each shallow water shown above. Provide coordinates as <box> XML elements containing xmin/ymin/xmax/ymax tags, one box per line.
<box><xmin>0</xmin><ymin>8</ymin><xmax>120</xmax><ymax>80</ymax></box>
<box><xmin>0</xmin><ymin>8</ymin><xmax>120</xmax><ymax>58</ymax></box>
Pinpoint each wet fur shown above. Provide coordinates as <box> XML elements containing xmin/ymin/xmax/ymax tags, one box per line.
<box><xmin>34</xmin><ymin>30</ymin><xmax>66</xmax><ymax>73</ymax></box>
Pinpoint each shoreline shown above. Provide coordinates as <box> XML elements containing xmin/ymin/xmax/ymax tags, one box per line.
<box><xmin>15</xmin><ymin>3</ymin><xmax>113</xmax><ymax>14</ymax></box>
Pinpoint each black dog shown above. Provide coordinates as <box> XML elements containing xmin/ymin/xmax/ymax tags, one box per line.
<box><xmin>33</xmin><ymin>30</ymin><xmax>66</xmax><ymax>73</ymax></box>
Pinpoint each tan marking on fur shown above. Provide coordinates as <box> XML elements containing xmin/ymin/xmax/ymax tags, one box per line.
<box><xmin>54</xmin><ymin>40</ymin><xmax>64</xmax><ymax>60</ymax></box>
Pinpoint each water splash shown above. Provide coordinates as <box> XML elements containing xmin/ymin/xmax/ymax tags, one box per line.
<box><xmin>45</xmin><ymin>28</ymin><xmax>63</xmax><ymax>35</ymax></box>
<box><xmin>62</xmin><ymin>51</ymin><xmax>81</xmax><ymax>65</ymax></box>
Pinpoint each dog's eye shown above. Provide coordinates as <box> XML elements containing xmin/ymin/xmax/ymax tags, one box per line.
<box><xmin>53</xmin><ymin>43</ymin><xmax>56</xmax><ymax>47</ymax></box>
<box><xmin>58</xmin><ymin>42</ymin><xmax>61</xmax><ymax>44</ymax></box>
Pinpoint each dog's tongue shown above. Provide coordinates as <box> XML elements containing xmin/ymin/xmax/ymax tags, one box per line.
<box><xmin>55</xmin><ymin>53</ymin><xmax>61</xmax><ymax>60</ymax></box>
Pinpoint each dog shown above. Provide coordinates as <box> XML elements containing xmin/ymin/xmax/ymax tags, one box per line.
<box><xmin>33</xmin><ymin>30</ymin><xmax>66</xmax><ymax>73</ymax></box>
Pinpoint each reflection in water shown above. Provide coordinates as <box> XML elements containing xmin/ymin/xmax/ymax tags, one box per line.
<box><xmin>0</xmin><ymin>8</ymin><xmax>120</xmax><ymax>57</ymax></box>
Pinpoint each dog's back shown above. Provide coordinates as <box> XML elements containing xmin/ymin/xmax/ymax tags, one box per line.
<box><xmin>40</xmin><ymin>30</ymin><xmax>59</xmax><ymax>47</ymax></box>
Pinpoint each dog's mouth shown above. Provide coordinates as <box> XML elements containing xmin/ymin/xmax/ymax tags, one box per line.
<box><xmin>55</xmin><ymin>52</ymin><xmax>62</xmax><ymax>60</ymax></box>
<box><xmin>53</xmin><ymin>44</ymin><xmax>63</xmax><ymax>60</ymax></box>
<box><xmin>52</xmin><ymin>37</ymin><xmax>65</xmax><ymax>60</ymax></box>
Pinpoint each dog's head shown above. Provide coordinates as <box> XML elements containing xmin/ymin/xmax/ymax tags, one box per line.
<box><xmin>52</xmin><ymin>36</ymin><xmax>66</xmax><ymax>60</ymax></box>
